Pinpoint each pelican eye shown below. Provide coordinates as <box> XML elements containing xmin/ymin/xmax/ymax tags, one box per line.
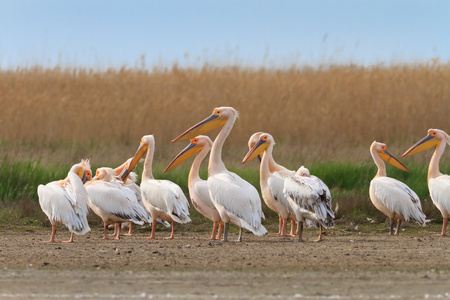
<box><xmin>381</xmin><ymin>145</ymin><xmax>387</xmax><ymax>151</ymax></box>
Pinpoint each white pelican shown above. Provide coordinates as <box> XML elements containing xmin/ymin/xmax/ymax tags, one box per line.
<box><xmin>85</xmin><ymin>167</ymin><xmax>150</xmax><ymax>239</ymax></box>
<box><xmin>282</xmin><ymin>163</ymin><xmax>335</xmax><ymax>242</ymax></box>
<box><xmin>172</xmin><ymin>106</ymin><xmax>267</xmax><ymax>242</ymax></box>
<box><xmin>129</xmin><ymin>135</ymin><xmax>191</xmax><ymax>239</ymax></box>
<box><xmin>164</xmin><ymin>135</ymin><xmax>224</xmax><ymax>240</ymax></box>
<box><xmin>112</xmin><ymin>158</ymin><xmax>154</xmax><ymax>236</ymax></box>
<box><xmin>370</xmin><ymin>141</ymin><xmax>426</xmax><ymax>235</ymax></box>
<box><xmin>243</xmin><ymin>133</ymin><xmax>297</xmax><ymax>237</ymax></box>
<box><xmin>402</xmin><ymin>129</ymin><xmax>450</xmax><ymax>236</ymax></box>
<box><xmin>37</xmin><ymin>160</ymin><xmax>92</xmax><ymax>243</ymax></box>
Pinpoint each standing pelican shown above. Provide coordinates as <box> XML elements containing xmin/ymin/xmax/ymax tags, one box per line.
<box><xmin>113</xmin><ymin>158</ymin><xmax>152</xmax><ymax>236</ymax></box>
<box><xmin>85</xmin><ymin>167</ymin><xmax>150</xmax><ymax>239</ymax></box>
<box><xmin>370</xmin><ymin>141</ymin><xmax>426</xmax><ymax>235</ymax></box>
<box><xmin>129</xmin><ymin>135</ymin><xmax>191</xmax><ymax>239</ymax></box>
<box><xmin>402</xmin><ymin>129</ymin><xmax>450</xmax><ymax>236</ymax></box>
<box><xmin>37</xmin><ymin>160</ymin><xmax>92</xmax><ymax>243</ymax></box>
<box><xmin>165</xmin><ymin>135</ymin><xmax>224</xmax><ymax>240</ymax></box>
<box><xmin>243</xmin><ymin>133</ymin><xmax>297</xmax><ymax>237</ymax></box>
<box><xmin>172</xmin><ymin>107</ymin><xmax>267</xmax><ymax>242</ymax></box>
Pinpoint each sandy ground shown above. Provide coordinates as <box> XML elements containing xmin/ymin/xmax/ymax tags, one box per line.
<box><xmin>0</xmin><ymin>223</ymin><xmax>449</xmax><ymax>299</ymax></box>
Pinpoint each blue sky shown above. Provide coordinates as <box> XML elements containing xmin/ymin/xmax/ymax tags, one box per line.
<box><xmin>0</xmin><ymin>0</ymin><xmax>449</xmax><ymax>69</ymax></box>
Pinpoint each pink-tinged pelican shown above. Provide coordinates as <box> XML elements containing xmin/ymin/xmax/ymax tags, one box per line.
<box><xmin>112</xmin><ymin>158</ymin><xmax>159</xmax><ymax>236</ymax></box>
<box><xmin>172</xmin><ymin>107</ymin><xmax>267</xmax><ymax>242</ymax></box>
<box><xmin>402</xmin><ymin>129</ymin><xmax>450</xmax><ymax>236</ymax></box>
<box><xmin>243</xmin><ymin>133</ymin><xmax>297</xmax><ymax>237</ymax></box>
<box><xmin>165</xmin><ymin>135</ymin><xmax>224</xmax><ymax>240</ymax></box>
<box><xmin>282</xmin><ymin>164</ymin><xmax>335</xmax><ymax>242</ymax></box>
<box><xmin>370</xmin><ymin>141</ymin><xmax>426</xmax><ymax>235</ymax></box>
<box><xmin>85</xmin><ymin>167</ymin><xmax>150</xmax><ymax>239</ymax></box>
<box><xmin>130</xmin><ymin>135</ymin><xmax>191</xmax><ymax>239</ymax></box>
<box><xmin>37</xmin><ymin>160</ymin><xmax>92</xmax><ymax>243</ymax></box>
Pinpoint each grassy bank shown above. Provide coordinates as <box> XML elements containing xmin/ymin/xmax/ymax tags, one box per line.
<box><xmin>0</xmin><ymin>157</ymin><xmax>445</xmax><ymax>228</ymax></box>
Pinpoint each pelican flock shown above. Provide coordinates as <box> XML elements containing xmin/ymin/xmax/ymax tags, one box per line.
<box><xmin>35</xmin><ymin>106</ymin><xmax>446</xmax><ymax>242</ymax></box>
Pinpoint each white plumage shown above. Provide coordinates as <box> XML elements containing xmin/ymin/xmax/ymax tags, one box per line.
<box><xmin>171</xmin><ymin>106</ymin><xmax>267</xmax><ymax>241</ymax></box>
<box><xmin>283</xmin><ymin>165</ymin><xmax>335</xmax><ymax>241</ymax></box>
<box><xmin>85</xmin><ymin>167</ymin><xmax>150</xmax><ymax>239</ymax></box>
<box><xmin>38</xmin><ymin>160</ymin><xmax>91</xmax><ymax>242</ymax></box>
<box><xmin>164</xmin><ymin>135</ymin><xmax>223</xmax><ymax>240</ymax></box>
<box><xmin>402</xmin><ymin>128</ymin><xmax>450</xmax><ymax>236</ymax></box>
<box><xmin>135</xmin><ymin>135</ymin><xmax>191</xmax><ymax>239</ymax></box>
<box><xmin>370</xmin><ymin>177</ymin><xmax>425</xmax><ymax>224</ymax></box>
<box><xmin>370</xmin><ymin>141</ymin><xmax>425</xmax><ymax>235</ymax></box>
<box><xmin>243</xmin><ymin>133</ymin><xmax>297</xmax><ymax>237</ymax></box>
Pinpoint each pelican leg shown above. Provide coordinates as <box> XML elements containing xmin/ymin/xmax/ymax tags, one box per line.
<box><xmin>289</xmin><ymin>220</ymin><xmax>296</xmax><ymax>236</ymax></box>
<box><xmin>296</xmin><ymin>222</ymin><xmax>300</xmax><ymax>235</ymax></box>
<box><xmin>163</xmin><ymin>221</ymin><xmax>175</xmax><ymax>239</ymax></box>
<box><xmin>298</xmin><ymin>222</ymin><xmax>304</xmax><ymax>242</ymax></box>
<box><xmin>236</xmin><ymin>227</ymin><xmax>243</xmax><ymax>242</ymax></box>
<box><xmin>103</xmin><ymin>222</ymin><xmax>112</xmax><ymax>240</ymax></box>
<box><xmin>440</xmin><ymin>218</ymin><xmax>448</xmax><ymax>236</ymax></box>
<box><xmin>145</xmin><ymin>220</ymin><xmax>157</xmax><ymax>239</ymax></box>
<box><xmin>221</xmin><ymin>223</ymin><xmax>229</xmax><ymax>242</ymax></box>
<box><xmin>395</xmin><ymin>219</ymin><xmax>402</xmax><ymax>236</ymax></box>
<box><xmin>42</xmin><ymin>225</ymin><xmax>58</xmax><ymax>243</ymax></box>
<box><xmin>389</xmin><ymin>218</ymin><xmax>395</xmax><ymax>235</ymax></box>
<box><xmin>62</xmin><ymin>232</ymin><xmax>74</xmax><ymax>243</ymax></box>
<box><xmin>277</xmin><ymin>215</ymin><xmax>282</xmax><ymax>235</ymax></box>
<box><xmin>114</xmin><ymin>223</ymin><xmax>121</xmax><ymax>240</ymax></box>
<box><xmin>314</xmin><ymin>224</ymin><xmax>322</xmax><ymax>242</ymax></box>
<box><xmin>279</xmin><ymin>218</ymin><xmax>288</xmax><ymax>237</ymax></box>
<box><xmin>123</xmin><ymin>223</ymin><xmax>133</xmax><ymax>236</ymax></box>
<box><xmin>216</xmin><ymin>224</ymin><xmax>224</xmax><ymax>240</ymax></box>
<box><xmin>210</xmin><ymin>222</ymin><xmax>218</xmax><ymax>240</ymax></box>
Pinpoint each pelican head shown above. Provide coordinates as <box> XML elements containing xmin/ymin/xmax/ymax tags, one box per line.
<box><xmin>71</xmin><ymin>160</ymin><xmax>92</xmax><ymax>183</ymax></box>
<box><xmin>171</xmin><ymin>107</ymin><xmax>238</xmax><ymax>143</ymax></box>
<box><xmin>248</xmin><ymin>132</ymin><xmax>263</xmax><ymax>163</ymax></box>
<box><xmin>93</xmin><ymin>167</ymin><xmax>115</xmax><ymax>182</ymax></box>
<box><xmin>125</xmin><ymin>135</ymin><xmax>155</xmax><ymax>174</ymax></box>
<box><xmin>371</xmin><ymin>141</ymin><xmax>410</xmax><ymax>172</ymax></box>
<box><xmin>402</xmin><ymin>129</ymin><xmax>450</xmax><ymax>158</ymax></box>
<box><xmin>296</xmin><ymin>166</ymin><xmax>310</xmax><ymax>177</ymax></box>
<box><xmin>242</xmin><ymin>133</ymin><xmax>273</xmax><ymax>164</ymax></box>
<box><xmin>164</xmin><ymin>135</ymin><xmax>213</xmax><ymax>173</ymax></box>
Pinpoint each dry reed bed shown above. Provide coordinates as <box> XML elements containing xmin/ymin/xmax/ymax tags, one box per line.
<box><xmin>1</xmin><ymin>63</ymin><xmax>449</xmax><ymax>166</ymax></box>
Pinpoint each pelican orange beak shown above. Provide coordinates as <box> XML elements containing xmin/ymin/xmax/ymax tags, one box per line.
<box><xmin>171</xmin><ymin>113</ymin><xmax>226</xmax><ymax>143</ymax></box>
<box><xmin>164</xmin><ymin>139</ymin><xmax>203</xmax><ymax>172</ymax></box>
<box><xmin>242</xmin><ymin>138</ymin><xmax>269</xmax><ymax>164</ymax></box>
<box><xmin>378</xmin><ymin>149</ymin><xmax>410</xmax><ymax>172</ymax></box>
<box><xmin>77</xmin><ymin>169</ymin><xmax>90</xmax><ymax>184</ymax></box>
<box><xmin>119</xmin><ymin>143</ymin><xmax>148</xmax><ymax>182</ymax></box>
<box><xmin>402</xmin><ymin>134</ymin><xmax>440</xmax><ymax>158</ymax></box>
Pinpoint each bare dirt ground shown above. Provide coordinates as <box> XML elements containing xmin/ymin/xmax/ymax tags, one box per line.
<box><xmin>0</xmin><ymin>223</ymin><xmax>449</xmax><ymax>299</ymax></box>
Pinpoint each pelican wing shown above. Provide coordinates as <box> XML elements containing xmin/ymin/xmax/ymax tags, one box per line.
<box><xmin>141</xmin><ymin>179</ymin><xmax>191</xmax><ymax>223</ymax></box>
<box><xmin>86</xmin><ymin>181</ymin><xmax>148</xmax><ymax>224</ymax></box>
<box><xmin>208</xmin><ymin>171</ymin><xmax>267</xmax><ymax>235</ymax></box>
<box><xmin>192</xmin><ymin>180</ymin><xmax>217</xmax><ymax>210</ymax></box>
<box><xmin>284</xmin><ymin>175</ymin><xmax>334</xmax><ymax>228</ymax></box>
<box><xmin>370</xmin><ymin>177</ymin><xmax>426</xmax><ymax>224</ymax></box>
<box><xmin>267</xmin><ymin>175</ymin><xmax>295</xmax><ymax>215</ymax></box>
<box><xmin>38</xmin><ymin>179</ymin><xmax>90</xmax><ymax>235</ymax></box>
<box><xmin>429</xmin><ymin>175</ymin><xmax>450</xmax><ymax>214</ymax></box>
